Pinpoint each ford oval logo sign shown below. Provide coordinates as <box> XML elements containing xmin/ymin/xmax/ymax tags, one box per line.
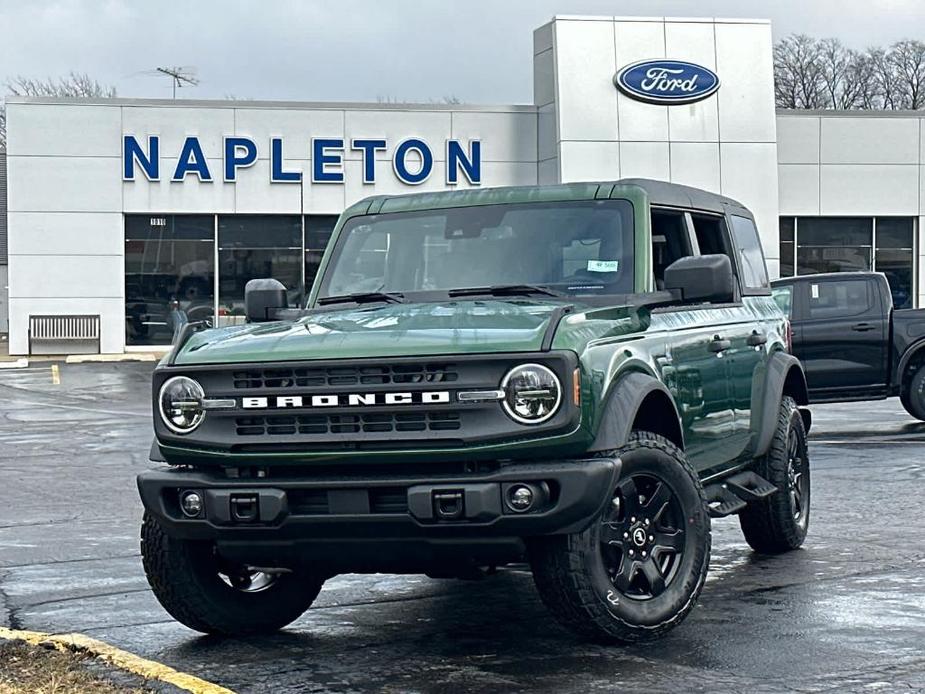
<box><xmin>614</xmin><ymin>60</ymin><xmax>720</xmax><ymax>105</ymax></box>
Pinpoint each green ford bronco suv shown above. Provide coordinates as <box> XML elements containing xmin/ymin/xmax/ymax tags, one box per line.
<box><xmin>139</xmin><ymin>179</ymin><xmax>812</xmax><ymax>643</ymax></box>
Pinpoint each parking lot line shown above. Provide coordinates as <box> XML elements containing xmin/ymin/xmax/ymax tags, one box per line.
<box><xmin>0</xmin><ymin>626</ymin><xmax>235</xmax><ymax>694</ymax></box>
<box><xmin>50</xmin><ymin>364</ymin><xmax>60</xmax><ymax>385</ymax></box>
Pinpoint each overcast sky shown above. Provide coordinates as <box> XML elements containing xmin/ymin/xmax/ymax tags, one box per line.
<box><xmin>1</xmin><ymin>0</ymin><xmax>923</xmax><ymax>105</ymax></box>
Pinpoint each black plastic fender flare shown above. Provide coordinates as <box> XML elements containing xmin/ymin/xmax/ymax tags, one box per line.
<box><xmin>754</xmin><ymin>352</ymin><xmax>810</xmax><ymax>458</ymax></box>
<box><xmin>589</xmin><ymin>371</ymin><xmax>683</xmax><ymax>453</ymax></box>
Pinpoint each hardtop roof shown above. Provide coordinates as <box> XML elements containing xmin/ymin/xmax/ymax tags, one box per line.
<box><xmin>347</xmin><ymin>178</ymin><xmax>751</xmax><ymax>218</ymax></box>
<box><xmin>771</xmin><ymin>271</ymin><xmax>884</xmax><ymax>286</ymax></box>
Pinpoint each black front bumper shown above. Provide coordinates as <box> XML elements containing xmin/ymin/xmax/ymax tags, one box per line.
<box><xmin>137</xmin><ymin>458</ymin><xmax>619</xmax><ymax>573</ymax></box>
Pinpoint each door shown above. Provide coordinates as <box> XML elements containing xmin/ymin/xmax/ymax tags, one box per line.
<box><xmin>656</xmin><ymin>311</ymin><xmax>737</xmax><ymax>473</ymax></box>
<box><xmin>648</xmin><ymin>209</ymin><xmax>734</xmax><ymax>471</ymax></box>
<box><xmin>725</xmin><ymin>214</ymin><xmax>774</xmax><ymax>457</ymax></box>
<box><xmin>795</xmin><ymin>277</ymin><xmax>888</xmax><ymax>391</ymax></box>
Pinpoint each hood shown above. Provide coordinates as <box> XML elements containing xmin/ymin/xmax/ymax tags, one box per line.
<box><xmin>173</xmin><ymin>300</ymin><xmax>583</xmax><ymax>365</ymax></box>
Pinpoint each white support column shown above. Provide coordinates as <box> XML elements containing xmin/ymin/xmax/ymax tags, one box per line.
<box><xmin>917</xmin><ymin>216</ymin><xmax>925</xmax><ymax>309</ymax></box>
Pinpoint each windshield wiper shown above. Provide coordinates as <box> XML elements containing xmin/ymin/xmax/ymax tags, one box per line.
<box><xmin>317</xmin><ymin>291</ymin><xmax>404</xmax><ymax>306</ymax></box>
<box><xmin>447</xmin><ymin>284</ymin><xmax>566</xmax><ymax>299</ymax></box>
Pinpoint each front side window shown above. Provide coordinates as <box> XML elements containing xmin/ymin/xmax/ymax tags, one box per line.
<box><xmin>771</xmin><ymin>285</ymin><xmax>794</xmax><ymax>317</ymax></box>
<box><xmin>317</xmin><ymin>200</ymin><xmax>635</xmax><ymax>300</ymax></box>
<box><xmin>729</xmin><ymin>215</ymin><xmax>770</xmax><ymax>290</ymax></box>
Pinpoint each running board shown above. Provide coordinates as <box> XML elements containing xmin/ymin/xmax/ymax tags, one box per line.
<box><xmin>703</xmin><ymin>471</ymin><xmax>777</xmax><ymax>518</ymax></box>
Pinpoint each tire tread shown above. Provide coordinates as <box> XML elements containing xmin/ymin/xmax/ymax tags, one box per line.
<box><xmin>739</xmin><ymin>396</ymin><xmax>809</xmax><ymax>554</ymax></box>
<box><xmin>530</xmin><ymin>431</ymin><xmax>710</xmax><ymax>643</ymax></box>
<box><xmin>141</xmin><ymin>513</ymin><xmax>322</xmax><ymax>635</ymax></box>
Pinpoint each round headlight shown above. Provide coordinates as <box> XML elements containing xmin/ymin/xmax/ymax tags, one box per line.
<box><xmin>158</xmin><ymin>376</ymin><xmax>205</xmax><ymax>434</ymax></box>
<box><xmin>501</xmin><ymin>364</ymin><xmax>561</xmax><ymax>425</ymax></box>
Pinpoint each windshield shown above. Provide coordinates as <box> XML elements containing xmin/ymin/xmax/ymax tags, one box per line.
<box><xmin>316</xmin><ymin>200</ymin><xmax>634</xmax><ymax>302</ymax></box>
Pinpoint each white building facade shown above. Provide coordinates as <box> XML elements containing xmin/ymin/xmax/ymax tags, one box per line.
<box><xmin>4</xmin><ymin>15</ymin><xmax>925</xmax><ymax>354</ymax></box>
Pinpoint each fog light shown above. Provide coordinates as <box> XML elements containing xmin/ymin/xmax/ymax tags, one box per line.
<box><xmin>180</xmin><ymin>490</ymin><xmax>203</xmax><ymax>518</ymax></box>
<box><xmin>507</xmin><ymin>485</ymin><xmax>534</xmax><ymax>512</ymax></box>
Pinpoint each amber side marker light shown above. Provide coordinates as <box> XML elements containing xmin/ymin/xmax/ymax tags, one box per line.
<box><xmin>573</xmin><ymin>368</ymin><xmax>581</xmax><ymax>406</ymax></box>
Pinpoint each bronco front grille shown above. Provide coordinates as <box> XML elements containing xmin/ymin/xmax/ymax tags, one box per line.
<box><xmin>232</xmin><ymin>363</ymin><xmax>459</xmax><ymax>390</ymax></box>
<box><xmin>234</xmin><ymin>411</ymin><xmax>462</xmax><ymax>436</ymax></box>
<box><xmin>153</xmin><ymin>353</ymin><xmax>579</xmax><ymax>452</ymax></box>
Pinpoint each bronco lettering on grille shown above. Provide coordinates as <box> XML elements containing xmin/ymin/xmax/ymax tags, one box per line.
<box><xmin>241</xmin><ymin>391</ymin><xmax>451</xmax><ymax>409</ymax></box>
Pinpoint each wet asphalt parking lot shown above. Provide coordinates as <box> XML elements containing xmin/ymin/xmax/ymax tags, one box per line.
<box><xmin>1</xmin><ymin>361</ymin><xmax>924</xmax><ymax>693</ymax></box>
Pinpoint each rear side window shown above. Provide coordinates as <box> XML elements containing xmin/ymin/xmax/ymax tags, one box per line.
<box><xmin>772</xmin><ymin>285</ymin><xmax>793</xmax><ymax>316</ymax></box>
<box><xmin>690</xmin><ymin>214</ymin><xmax>728</xmax><ymax>257</ymax></box>
<box><xmin>807</xmin><ymin>279</ymin><xmax>872</xmax><ymax>319</ymax></box>
<box><xmin>650</xmin><ymin>209</ymin><xmax>693</xmax><ymax>289</ymax></box>
<box><xmin>729</xmin><ymin>216</ymin><xmax>770</xmax><ymax>290</ymax></box>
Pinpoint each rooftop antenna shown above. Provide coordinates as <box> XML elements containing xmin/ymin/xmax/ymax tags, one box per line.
<box><xmin>155</xmin><ymin>66</ymin><xmax>199</xmax><ymax>99</ymax></box>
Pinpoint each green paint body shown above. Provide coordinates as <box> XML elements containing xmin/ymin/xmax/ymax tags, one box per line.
<box><xmin>162</xmin><ymin>182</ymin><xmax>788</xmax><ymax>472</ymax></box>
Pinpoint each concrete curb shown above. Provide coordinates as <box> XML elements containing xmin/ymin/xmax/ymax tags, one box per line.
<box><xmin>0</xmin><ymin>626</ymin><xmax>234</xmax><ymax>694</ymax></box>
<box><xmin>0</xmin><ymin>358</ymin><xmax>29</xmax><ymax>369</ymax></box>
<box><xmin>65</xmin><ymin>353</ymin><xmax>159</xmax><ymax>364</ymax></box>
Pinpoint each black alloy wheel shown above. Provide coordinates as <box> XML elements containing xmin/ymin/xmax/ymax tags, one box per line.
<box><xmin>786</xmin><ymin>427</ymin><xmax>808</xmax><ymax>524</ymax></box>
<box><xmin>599</xmin><ymin>474</ymin><xmax>686</xmax><ymax>600</ymax></box>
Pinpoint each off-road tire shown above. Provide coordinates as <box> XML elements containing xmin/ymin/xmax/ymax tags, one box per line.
<box><xmin>528</xmin><ymin>431</ymin><xmax>711</xmax><ymax>643</ymax></box>
<box><xmin>141</xmin><ymin>513</ymin><xmax>324</xmax><ymax>635</ymax></box>
<box><xmin>901</xmin><ymin>367</ymin><xmax>925</xmax><ymax>421</ymax></box>
<box><xmin>739</xmin><ymin>396</ymin><xmax>810</xmax><ymax>553</ymax></box>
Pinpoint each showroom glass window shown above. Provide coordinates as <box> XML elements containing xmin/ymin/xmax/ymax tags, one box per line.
<box><xmin>778</xmin><ymin>217</ymin><xmax>916</xmax><ymax>309</ymax></box>
<box><xmin>217</xmin><ymin>216</ymin><xmax>302</xmax><ymax>327</ymax></box>
<box><xmin>124</xmin><ymin>215</ymin><xmax>215</xmax><ymax>347</ymax></box>
<box><xmin>873</xmin><ymin>218</ymin><xmax>915</xmax><ymax>310</ymax></box>
<box><xmin>305</xmin><ymin>215</ymin><xmax>339</xmax><ymax>291</ymax></box>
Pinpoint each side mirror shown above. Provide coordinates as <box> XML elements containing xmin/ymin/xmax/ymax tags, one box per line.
<box><xmin>664</xmin><ymin>254</ymin><xmax>736</xmax><ymax>304</ymax></box>
<box><xmin>245</xmin><ymin>278</ymin><xmax>288</xmax><ymax>323</ymax></box>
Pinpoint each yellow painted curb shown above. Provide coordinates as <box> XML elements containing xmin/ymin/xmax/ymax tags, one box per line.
<box><xmin>0</xmin><ymin>626</ymin><xmax>235</xmax><ymax>694</ymax></box>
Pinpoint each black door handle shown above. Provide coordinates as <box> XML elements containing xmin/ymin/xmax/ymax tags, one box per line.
<box><xmin>851</xmin><ymin>323</ymin><xmax>874</xmax><ymax>332</ymax></box>
<box><xmin>747</xmin><ymin>331</ymin><xmax>768</xmax><ymax>346</ymax></box>
<box><xmin>708</xmin><ymin>336</ymin><xmax>731</xmax><ymax>353</ymax></box>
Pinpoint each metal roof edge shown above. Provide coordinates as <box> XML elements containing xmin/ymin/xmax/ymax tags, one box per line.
<box><xmin>777</xmin><ymin>108</ymin><xmax>925</xmax><ymax>118</ymax></box>
<box><xmin>5</xmin><ymin>96</ymin><xmax>537</xmax><ymax>113</ymax></box>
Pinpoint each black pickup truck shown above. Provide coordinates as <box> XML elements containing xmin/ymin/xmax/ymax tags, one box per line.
<box><xmin>771</xmin><ymin>272</ymin><xmax>925</xmax><ymax>419</ymax></box>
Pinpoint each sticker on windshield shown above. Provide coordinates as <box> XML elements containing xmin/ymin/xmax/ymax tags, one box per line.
<box><xmin>587</xmin><ymin>260</ymin><xmax>619</xmax><ymax>273</ymax></box>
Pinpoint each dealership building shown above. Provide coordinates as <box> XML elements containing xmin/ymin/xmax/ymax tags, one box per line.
<box><xmin>2</xmin><ymin>14</ymin><xmax>925</xmax><ymax>354</ymax></box>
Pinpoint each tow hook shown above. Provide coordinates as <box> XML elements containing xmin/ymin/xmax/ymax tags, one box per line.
<box><xmin>433</xmin><ymin>490</ymin><xmax>465</xmax><ymax>520</ymax></box>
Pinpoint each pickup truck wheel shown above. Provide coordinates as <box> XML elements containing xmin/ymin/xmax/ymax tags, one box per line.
<box><xmin>140</xmin><ymin>513</ymin><xmax>324</xmax><ymax>635</ymax></box>
<box><xmin>528</xmin><ymin>431</ymin><xmax>710</xmax><ymax>643</ymax></box>
<box><xmin>901</xmin><ymin>368</ymin><xmax>925</xmax><ymax>421</ymax></box>
<box><xmin>739</xmin><ymin>396</ymin><xmax>810</xmax><ymax>553</ymax></box>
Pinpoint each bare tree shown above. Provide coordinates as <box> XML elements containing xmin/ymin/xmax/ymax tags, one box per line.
<box><xmin>818</xmin><ymin>38</ymin><xmax>849</xmax><ymax>108</ymax></box>
<box><xmin>867</xmin><ymin>47</ymin><xmax>898</xmax><ymax>109</ymax></box>
<box><xmin>844</xmin><ymin>49</ymin><xmax>880</xmax><ymax>109</ymax></box>
<box><xmin>376</xmin><ymin>95</ymin><xmax>462</xmax><ymax>105</ymax></box>
<box><xmin>774</xmin><ymin>34</ymin><xmax>828</xmax><ymax>109</ymax></box>
<box><xmin>814</xmin><ymin>39</ymin><xmax>876</xmax><ymax>110</ymax></box>
<box><xmin>775</xmin><ymin>34</ymin><xmax>925</xmax><ymax>111</ymax></box>
<box><xmin>889</xmin><ymin>40</ymin><xmax>925</xmax><ymax>109</ymax></box>
<box><xmin>0</xmin><ymin>72</ymin><xmax>117</xmax><ymax>148</ymax></box>
<box><xmin>6</xmin><ymin>71</ymin><xmax>116</xmax><ymax>99</ymax></box>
